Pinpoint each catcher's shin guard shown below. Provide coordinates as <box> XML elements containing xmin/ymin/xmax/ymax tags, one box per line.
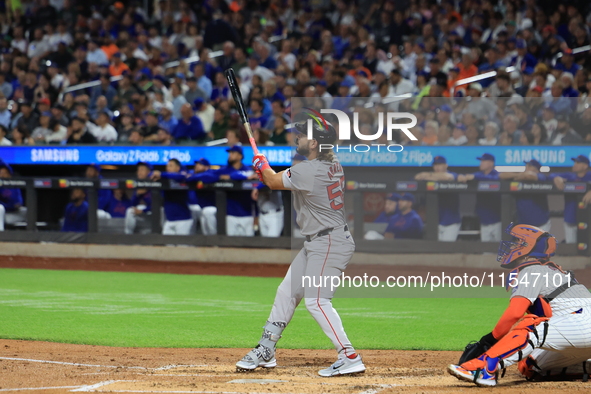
<box><xmin>461</xmin><ymin>315</ymin><xmax>549</xmax><ymax>378</ymax></box>
<box><xmin>236</xmin><ymin>321</ymin><xmax>286</xmax><ymax>372</ymax></box>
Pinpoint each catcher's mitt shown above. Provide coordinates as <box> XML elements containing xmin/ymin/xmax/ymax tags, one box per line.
<box><xmin>458</xmin><ymin>332</ymin><xmax>497</xmax><ymax>365</ymax></box>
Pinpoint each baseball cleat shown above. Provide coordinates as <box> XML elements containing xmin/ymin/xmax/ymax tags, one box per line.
<box><xmin>447</xmin><ymin>364</ymin><xmax>497</xmax><ymax>387</ymax></box>
<box><xmin>235</xmin><ymin>345</ymin><xmax>277</xmax><ymax>372</ymax></box>
<box><xmin>318</xmin><ymin>354</ymin><xmax>366</xmax><ymax>377</ymax></box>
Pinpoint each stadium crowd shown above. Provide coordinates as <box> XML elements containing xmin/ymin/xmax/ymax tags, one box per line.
<box><xmin>0</xmin><ymin>0</ymin><xmax>589</xmax><ymax>146</ymax></box>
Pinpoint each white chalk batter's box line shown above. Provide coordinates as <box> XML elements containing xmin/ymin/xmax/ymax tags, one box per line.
<box><xmin>68</xmin><ymin>379</ymin><xmax>397</xmax><ymax>394</ymax></box>
<box><xmin>0</xmin><ymin>357</ymin><xmax>148</xmax><ymax>370</ymax></box>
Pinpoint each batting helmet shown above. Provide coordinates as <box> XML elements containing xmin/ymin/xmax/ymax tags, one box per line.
<box><xmin>293</xmin><ymin>109</ymin><xmax>337</xmax><ymax>144</ymax></box>
<box><xmin>497</xmin><ymin>223</ymin><xmax>556</xmax><ymax>269</ymax></box>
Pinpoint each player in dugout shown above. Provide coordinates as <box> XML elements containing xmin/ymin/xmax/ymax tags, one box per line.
<box><xmin>498</xmin><ymin>159</ymin><xmax>551</xmax><ymax>232</ymax></box>
<box><xmin>124</xmin><ymin>162</ymin><xmax>153</xmax><ymax>235</ymax></box>
<box><xmin>150</xmin><ymin>158</ymin><xmax>193</xmax><ymax>235</ymax></box>
<box><xmin>414</xmin><ymin>156</ymin><xmax>461</xmax><ymax>241</ymax></box>
<box><xmin>364</xmin><ymin>193</ymin><xmax>400</xmax><ymax>240</ymax></box>
<box><xmin>62</xmin><ymin>188</ymin><xmax>88</xmax><ymax>233</ymax></box>
<box><xmin>193</xmin><ymin>145</ymin><xmax>258</xmax><ymax>236</ymax></box>
<box><xmin>549</xmin><ymin>155</ymin><xmax>591</xmax><ymax>244</ymax></box>
<box><xmin>383</xmin><ymin>193</ymin><xmax>423</xmax><ymax>239</ymax></box>
<box><xmin>85</xmin><ymin>164</ymin><xmax>113</xmax><ymax>219</ymax></box>
<box><xmin>186</xmin><ymin>158</ymin><xmax>215</xmax><ymax>234</ymax></box>
<box><xmin>457</xmin><ymin>153</ymin><xmax>502</xmax><ymax>242</ymax></box>
<box><xmin>0</xmin><ymin>162</ymin><xmax>26</xmax><ymax>231</ymax></box>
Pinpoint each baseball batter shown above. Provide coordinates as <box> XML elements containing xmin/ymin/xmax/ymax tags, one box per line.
<box><xmin>448</xmin><ymin>223</ymin><xmax>591</xmax><ymax>387</ymax></box>
<box><xmin>236</xmin><ymin>112</ymin><xmax>365</xmax><ymax>377</ymax></box>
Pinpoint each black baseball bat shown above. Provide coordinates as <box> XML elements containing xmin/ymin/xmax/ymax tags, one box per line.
<box><xmin>225</xmin><ymin>68</ymin><xmax>258</xmax><ymax>154</ymax></box>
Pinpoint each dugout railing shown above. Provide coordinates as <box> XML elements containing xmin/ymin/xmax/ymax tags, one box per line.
<box><xmin>0</xmin><ymin>177</ymin><xmax>589</xmax><ymax>256</ymax></box>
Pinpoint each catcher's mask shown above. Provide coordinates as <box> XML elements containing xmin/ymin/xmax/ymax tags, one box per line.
<box><xmin>497</xmin><ymin>223</ymin><xmax>556</xmax><ymax>269</ymax></box>
<box><xmin>293</xmin><ymin>108</ymin><xmax>337</xmax><ymax>145</ymax></box>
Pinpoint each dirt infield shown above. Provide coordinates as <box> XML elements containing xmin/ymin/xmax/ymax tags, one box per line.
<box><xmin>2</xmin><ymin>339</ymin><xmax>591</xmax><ymax>393</ymax></box>
<box><xmin>2</xmin><ymin>255</ymin><xmax>591</xmax><ymax>393</ymax></box>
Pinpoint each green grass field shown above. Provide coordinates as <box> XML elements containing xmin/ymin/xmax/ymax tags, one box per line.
<box><xmin>0</xmin><ymin>268</ymin><xmax>507</xmax><ymax>350</ymax></box>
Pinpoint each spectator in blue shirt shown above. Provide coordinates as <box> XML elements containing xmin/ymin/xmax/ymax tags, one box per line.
<box><xmin>0</xmin><ymin>97</ymin><xmax>11</xmax><ymax>129</ymax></box>
<box><xmin>550</xmin><ymin>155</ymin><xmax>591</xmax><ymax>243</ymax></box>
<box><xmin>0</xmin><ymin>162</ymin><xmax>25</xmax><ymax>231</ymax></box>
<box><xmin>192</xmin><ymin>145</ymin><xmax>257</xmax><ymax>236</ymax></box>
<box><xmin>90</xmin><ymin>74</ymin><xmax>116</xmax><ymax>109</ymax></box>
<box><xmin>415</xmin><ymin>156</ymin><xmax>461</xmax><ymax>242</ymax></box>
<box><xmin>62</xmin><ymin>188</ymin><xmax>88</xmax><ymax>232</ymax></box>
<box><xmin>457</xmin><ymin>153</ymin><xmax>502</xmax><ymax>242</ymax></box>
<box><xmin>124</xmin><ymin>162</ymin><xmax>153</xmax><ymax>234</ymax></box>
<box><xmin>193</xmin><ymin>63</ymin><xmax>213</xmax><ymax>100</ymax></box>
<box><xmin>150</xmin><ymin>158</ymin><xmax>193</xmax><ymax>235</ymax></box>
<box><xmin>172</xmin><ymin>103</ymin><xmax>206</xmax><ymax>142</ymax></box>
<box><xmin>384</xmin><ymin>193</ymin><xmax>424</xmax><ymax>239</ymax></box>
<box><xmin>554</xmin><ymin>48</ymin><xmax>580</xmax><ymax>75</ymax></box>
<box><xmin>248</xmin><ymin>99</ymin><xmax>268</xmax><ymax>132</ymax></box>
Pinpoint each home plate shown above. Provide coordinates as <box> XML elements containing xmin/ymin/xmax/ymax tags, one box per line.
<box><xmin>228</xmin><ymin>379</ymin><xmax>288</xmax><ymax>384</ymax></box>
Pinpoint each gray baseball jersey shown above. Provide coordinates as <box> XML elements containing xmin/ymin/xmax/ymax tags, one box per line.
<box><xmin>282</xmin><ymin>158</ymin><xmax>346</xmax><ymax>236</ymax></box>
<box><xmin>511</xmin><ymin>264</ymin><xmax>591</xmax><ymax>316</ymax></box>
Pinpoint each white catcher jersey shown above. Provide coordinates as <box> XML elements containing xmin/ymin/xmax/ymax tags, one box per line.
<box><xmin>282</xmin><ymin>158</ymin><xmax>347</xmax><ymax>236</ymax></box>
<box><xmin>511</xmin><ymin>264</ymin><xmax>591</xmax><ymax>316</ymax></box>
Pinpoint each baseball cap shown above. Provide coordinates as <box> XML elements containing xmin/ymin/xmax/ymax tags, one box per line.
<box><xmin>532</xmin><ymin>86</ymin><xmax>543</xmax><ymax>94</ymax></box>
<box><xmin>433</xmin><ymin>156</ymin><xmax>447</xmax><ymax>165</ymax></box>
<box><xmin>555</xmin><ymin>113</ymin><xmax>570</xmax><ymax>122</ymax></box>
<box><xmin>516</xmin><ymin>39</ymin><xmax>527</xmax><ymax>49</ymax></box>
<box><xmin>88</xmin><ymin>163</ymin><xmax>101</xmax><ymax>172</ymax></box>
<box><xmin>18</xmin><ymin>99</ymin><xmax>31</xmax><ymax>107</ymax></box>
<box><xmin>40</xmin><ymin>111</ymin><xmax>52</xmax><ymax>117</ymax></box>
<box><xmin>386</xmin><ymin>193</ymin><xmax>400</xmax><ymax>202</ymax></box>
<box><xmin>454</xmin><ymin>123</ymin><xmax>467</xmax><ymax>131</ymax></box>
<box><xmin>226</xmin><ymin>145</ymin><xmax>244</xmax><ymax>155</ymax></box>
<box><xmin>438</xmin><ymin>104</ymin><xmax>452</xmax><ymax>113</ymax></box>
<box><xmin>572</xmin><ymin>155</ymin><xmax>590</xmax><ymax>166</ymax></box>
<box><xmin>563</xmin><ymin>48</ymin><xmax>574</xmax><ymax>56</ymax></box>
<box><xmin>193</xmin><ymin>98</ymin><xmax>204</xmax><ymax>109</ymax></box>
<box><xmin>112</xmin><ymin>52</ymin><xmax>122</xmax><ymax>58</ymax></box>
<box><xmin>176</xmin><ymin>72</ymin><xmax>186</xmax><ymax>80</ymax></box>
<box><xmin>469</xmin><ymin>83</ymin><xmax>483</xmax><ymax>92</ymax></box>
<box><xmin>450</xmin><ymin>66</ymin><xmax>460</xmax><ymax>73</ymax></box>
<box><xmin>316</xmin><ymin>80</ymin><xmax>327</xmax><ymax>87</ymax></box>
<box><xmin>400</xmin><ymin>193</ymin><xmax>415</xmax><ymax>203</ymax></box>
<box><xmin>38</xmin><ymin>97</ymin><xmax>51</xmax><ymax>106</ymax></box>
<box><xmin>340</xmin><ymin>79</ymin><xmax>355</xmax><ymax>88</ymax></box>
<box><xmin>137</xmin><ymin>161</ymin><xmax>153</xmax><ymax>170</ymax></box>
<box><xmin>523</xmin><ymin>67</ymin><xmax>535</xmax><ymax>75</ymax></box>
<box><xmin>0</xmin><ymin>162</ymin><xmax>13</xmax><ymax>174</ymax></box>
<box><xmin>357</xmin><ymin>70</ymin><xmax>369</xmax><ymax>78</ymax></box>
<box><xmin>524</xmin><ymin>159</ymin><xmax>542</xmax><ymax>170</ymax></box>
<box><xmin>146</xmin><ymin>109</ymin><xmax>158</xmax><ymax>117</ymax></box>
<box><xmin>195</xmin><ymin>158</ymin><xmax>211</xmax><ymax>166</ymax></box>
<box><xmin>477</xmin><ymin>153</ymin><xmax>495</xmax><ymax>162</ymax></box>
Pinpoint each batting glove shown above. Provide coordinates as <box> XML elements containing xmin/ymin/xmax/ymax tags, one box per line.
<box><xmin>254</xmin><ymin>168</ymin><xmax>264</xmax><ymax>182</ymax></box>
<box><xmin>253</xmin><ymin>154</ymin><xmax>271</xmax><ymax>173</ymax></box>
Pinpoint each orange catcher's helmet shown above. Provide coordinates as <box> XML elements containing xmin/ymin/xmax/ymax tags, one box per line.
<box><xmin>497</xmin><ymin>223</ymin><xmax>556</xmax><ymax>269</ymax></box>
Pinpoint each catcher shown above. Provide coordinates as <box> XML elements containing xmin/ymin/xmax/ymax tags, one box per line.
<box><xmin>448</xmin><ymin>223</ymin><xmax>591</xmax><ymax>387</ymax></box>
